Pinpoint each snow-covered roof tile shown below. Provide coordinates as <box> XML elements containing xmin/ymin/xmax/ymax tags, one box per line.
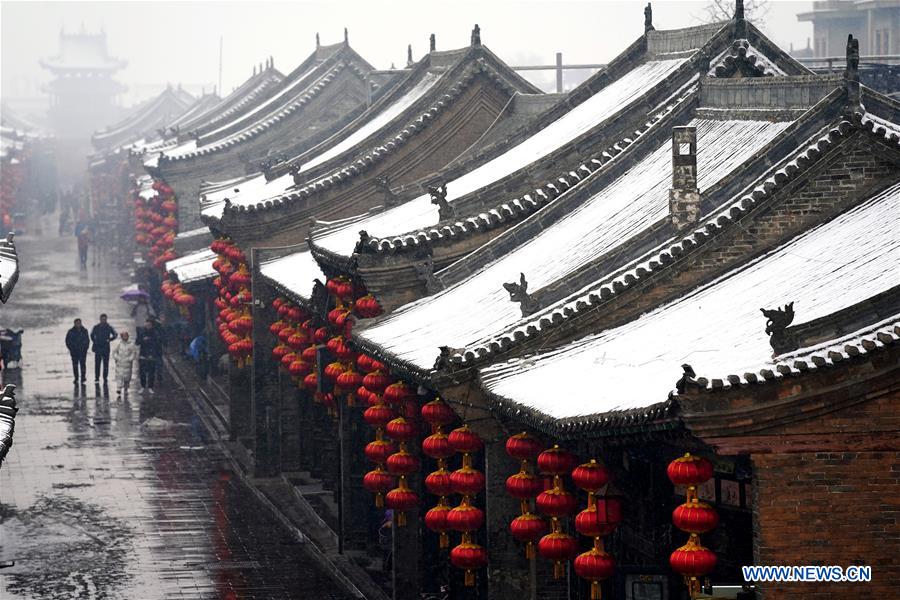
<box><xmin>355</xmin><ymin>117</ymin><xmax>794</xmax><ymax>373</ymax></box>
<box><xmin>479</xmin><ymin>182</ymin><xmax>900</xmax><ymax>424</ymax></box>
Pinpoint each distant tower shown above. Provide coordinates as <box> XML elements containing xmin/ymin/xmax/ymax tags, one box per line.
<box><xmin>39</xmin><ymin>26</ymin><xmax>127</xmax><ymax>139</ymax></box>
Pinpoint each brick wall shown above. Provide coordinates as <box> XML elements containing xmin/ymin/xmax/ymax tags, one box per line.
<box><xmin>752</xmin><ymin>449</ymin><xmax>900</xmax><ymax>599</ymax></box>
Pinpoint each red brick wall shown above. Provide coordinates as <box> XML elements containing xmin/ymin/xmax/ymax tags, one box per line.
<box><xmin>751</xmin><ymin>449</ymin><xmax>900</xmax><ymax>599</ymax></box>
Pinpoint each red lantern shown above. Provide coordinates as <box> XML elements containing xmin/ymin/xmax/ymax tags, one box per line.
<box><xmin>303</xmin><ymin>373</ymin><xmax>318</xmax><ymax>391</ymax></box>
<box><xmin>384</xmin><ymin>381</ymin><xmax>415</xmax><ymax>405</ymax></box>
<box><xmin>425</xmin><ymin>468</ymin><xmax>453</xmax><ymax>497</ymax></box>
<box><xmin>324</xmin><ymin>361</ymin><xmax>345</xmax><ymax>382</ymax></box>
<box><xmin>538</xmin><ymin>531</ymin><xmax>578</xmax><ymax>579</ymax></box>
<box><xmin>450</xmin><ymin>465</ymin><xmax>485</xmax><ymax>497</ymax></box>
<box><xmin>385</xmin><ymin>479</ymin><xmax>418</xmax><ymax>526</ymax></box>
<box><xmin>536</xmin><ymin>486</ymin><xmax>578</xmax><ymax>519</ymax></box>
<box><xmin>673</xmin><ymin>500</ymin><xmax>719</xmax><ymax>534</ymax></box>
<box><xmin>506</xmin><ymin>471</ymin><xmax>543</xmax><ymax>500</ymax></box>
<box><xmin>422</xmin><ymin>432</ymin><xmax>454</xmax><ymax>460</ymax></box>
<box><xmin>447</xmin><ymin>500</ymin><xmax>484</xmax><ymax>533</ymax></box>
<box><xmin>301</xmin><ymin>345</ymin><xmax>317</xmax><ymax>362</ymax></box>
<box><xmin>288</xmin><ymin>359</ymin><xmax>312</xmax><ymax>378</ymax></box>
<box><xmin>575</xmin><ymin>545</ymin><xmax>616</xmax><ymax>600</ymax></box>
<box><xmin>364</xmin><ymin>405</ymin><xmax>395</xmax><ymax>429</ymax></box>
<box><xmin>365</xmin><ymin>439</ymin><xmax>397</xmax><ymax>464</ymax></box>
<box><xmin>336</xmin><ymin>369</ymin><xmax>363</xmax><ymax>393</ymax></box>
<box><xmin>448</xmin><ymin>425</ymin><xmax>482</xmax><ymax>454</ymax></box>
<box><xmin>510</xmin><ymin>513</ymin><xmax>547</xmax><ymax>559</ymax></box>
<box><xmin>272</xmin><ymin>344</ymin><xmax>290</xmax><ymax>361</ymax></box>
<box><xmin>667</xmin><ymin>453</ymin><xmax>713</xmax><ymax>487</ymax></box>
<box><xmin>385</xmin><ymin>417</ymin><xmax>416</xmax><ymax>443</ymax></box>
<box><xmin>363</xmin><ymin>370</ymin><xmax>392</xmax><ymax>394</ymax></box>
<box><xmin>670</xmin><ymin>534</ymin><xmax>717</xmax><ymax>578</ymax></box>
<box><xmin>450</xmin><ymin>538</ymin><xmax>487</xmax><ymax>587</ymax></box>
<box><xmin>575</xmin><ymin>497</ymin><xmax>623</xmax><ymax>538</ymax></box>
<box><xmin>571</xmin><ymin>460</ymin><xmax>610</xmax><ymax>493</ymax></box>
<box><xmin>364</xmin><ymin>467</ymin><xmax>395</xmax><ymax>508</ymax></box>
<box><xmin>421</xmin><ymin>399</ymin><xmax>455</xmax><ymax>429</ymax></box>
<box><xmin>425</xmin><ymin>503</ymin><xmax>452</xmax><ymax>548</ymax></box>
<box><xmin>506</xmin><ymin>432</ymin><xmax>543</xmax><ymax>462</ymax></box>
<box><xmin>537</xmin><ymin>445</ymin><xmax>578</xmax><ymax>476</ymax></box>
<box><xmin>314</xmin><ymin>327</ymin><xmax>329</xmax><ymax>343</ymax></box>
<box><xmin>386</xmin><ymin>450</ymin><xmax>420</xmax><ymax>476</ymax></box>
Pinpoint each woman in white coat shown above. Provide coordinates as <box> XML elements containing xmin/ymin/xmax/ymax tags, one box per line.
<box><xmin>113</xmin><ymin>331</ymin><xmax>139</xmax><ymax>396</ymax></box>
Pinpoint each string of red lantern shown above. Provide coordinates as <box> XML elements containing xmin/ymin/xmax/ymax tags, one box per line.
<box><xmin>536</xmin><ymin>445</ymin><xmax>579</xmax><ymax>579</ymax></box>
<box><xmin>572</xmin><ymin>459</ymin><xmax>619</xmax><ymax>600</ymax></box>
<box><xmin>668</xmin><ymin>453</ymin><xmax>718</xmax><ymax>599</ymax></box>
<box><xmin>421</xmin><ymin>398</ymin><xmax>456</xmax><ymax>549</ymax></box>
<box><xmin>505</xmin><ymin>432</ymin><xmax>545</xmax><ymax>559</ymax></box>
<box><xmin>447</xmin><ymin>425</ymin><xmax>487</xmax><ymax>587</ymax></box>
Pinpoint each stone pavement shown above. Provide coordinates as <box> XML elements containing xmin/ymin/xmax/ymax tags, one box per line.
<box><xmin>0</xmin><ymin>233</ymin><xmax>355</xmax><ymax>599</ymax></box>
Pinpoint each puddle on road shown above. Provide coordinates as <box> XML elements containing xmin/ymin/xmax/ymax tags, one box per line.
<box><xmin>0</xmin><ymin>494</ymin><xmax>133</xmax><ymax>600</ymax></box>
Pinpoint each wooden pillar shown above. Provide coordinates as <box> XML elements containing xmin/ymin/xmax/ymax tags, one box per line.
<box><xmin>485</xmin><ymin>437</ymin><xmax>532</xmax><ymax>600</ymax></box>
<box><xmin>392</xmin><ymin>506</ymin><xmax>422</xmax><ymax>600</ymax></box>
<box><xmin>250</xmin><ymin>267</ymin><xmax>281</xmax><ymax>477</ymax></box>
<box><xmin>338</xmin><ymin>401</ymin><xmax>370</xmax><ymax>551</ymax></box>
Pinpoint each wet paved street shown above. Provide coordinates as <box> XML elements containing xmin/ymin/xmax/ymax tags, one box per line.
<box><xmin>0</xmin><ymin>231</ymin><xmax>354</xmax><ymax>599</ymax></box>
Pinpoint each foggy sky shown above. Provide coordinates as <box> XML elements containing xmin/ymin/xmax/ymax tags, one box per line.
<box><xmin>2</xmin><ymin>0</ymin><xmax>814</xmax><ymax>107</ymax></box>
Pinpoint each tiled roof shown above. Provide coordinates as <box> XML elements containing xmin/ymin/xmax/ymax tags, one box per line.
<box><xmin>450</xmin><ymin>114</ymin><xmax>900</xmax><ymax>367</ymax></box>
<box><xmin>213</xmin><ymin>57</ymin><xmax>525</xmax><ymax>220</ymax></box>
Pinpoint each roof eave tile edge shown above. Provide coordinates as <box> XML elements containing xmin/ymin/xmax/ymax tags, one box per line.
<box><xmin>480</xmin><ymin>375</ymin><xmax>681</xmax><ymax>441</ymax></box>
<box><xmin>675</xmin><ymin>321</ymin><xmax>900</xmax><ymax>395</ymax></box>
<box><xmin>449</xmin><ymin>116</ymin><xmax>900</xmax><ymax>368</ymax></box>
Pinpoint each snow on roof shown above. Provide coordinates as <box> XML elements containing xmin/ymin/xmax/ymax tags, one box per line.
<box><xmin>0</xmin><ymin>235</ymin><xmax>19</xmax><ymax>303</ymax></box>
<box><xmin>259</xmin><ymin>250</ymin><xmax>324</xmax><ymax>303</ymax></box>
<box><xmin>479</xmin><ymin>181</ymin><xmax>900</xmax><ymax>421</ymax></box>
<box><xmin>165</xmin><ymin>249</ymin><xmax>217</xmax><ymax>284</ymax></box>
<box><xmin>162</xmin><ymin>58</ymin><xmax>342</xmax><ymax>162</ymax></box>
<box><xmin>356</xmin><ymin>118</ymin><xmax>794</xmax><ymax>372</ymax></box>
<box><xmin>201</xmin><ymin>70</ymin><xmax>443</xmax><ymax>219</ymax></box>
<box><xmin>313</xmin><ymin>58</ymin><xmax>689</xmax><ymax>259</ymax></box>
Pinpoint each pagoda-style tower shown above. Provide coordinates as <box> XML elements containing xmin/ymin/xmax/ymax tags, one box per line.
<box><xmin>40</xmin><ymin>26</ymin><xmax>127</xmax><ymax>139</ymax></box>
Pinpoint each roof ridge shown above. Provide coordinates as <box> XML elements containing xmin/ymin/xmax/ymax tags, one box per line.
<box><xmin>359</xmin><ymin>81</ymin><xmax>698</xmax><ymax>254</ymax></box>
<box><xmin>448</xmin><ymin>115</ymin><xmax>900</xmax><ymax>368</ymax></box>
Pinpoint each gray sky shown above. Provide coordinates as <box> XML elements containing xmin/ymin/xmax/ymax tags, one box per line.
<box><xmin>2</xmin><ymin>0</ymin><xmax>814</xmax><ymax>106</ymax></box>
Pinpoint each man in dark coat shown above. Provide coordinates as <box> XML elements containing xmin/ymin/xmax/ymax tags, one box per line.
<box><xmin>90</xmin><ymin>313</ymin><xmax>117</xmax><ymax>383</ymax></box>
<box><xmin>65</xmin><ymin>318</ymin><xmax>90</xmax><ymax>384</ymax></box>
<box><xmin>136</xmin><ymin>318</ymin><xmax>162</xmax><ymax>394</ymax></box>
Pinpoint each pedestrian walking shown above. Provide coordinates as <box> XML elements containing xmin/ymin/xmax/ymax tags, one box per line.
<box><xmin>136</xmin><ymin>318</ymin><xmax>162</xmax><ymax>394</ymax></box>
<box><xmin>112</xmin><ymin>331</ymin><xmax>138</xmax><ymax>397</ymax></box>
<box><xmin>75</xmin><ymin>219</ymin><xmax>90</xmax><ymax>270</ymax></box>
<box><xmin>65</xmin><ymin>318</ymin><xmax>89</xmax><ymax>384</ymax></box>
<box><xmin>90</xmin><ymin>314</ymin><xmax>117</xmax><ymax>383</ymax></box>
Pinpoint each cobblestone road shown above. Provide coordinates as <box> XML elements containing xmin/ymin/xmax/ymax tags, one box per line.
<box><xmin>0</xmin><ymin>232</ymin><xmax>354</xmax><ymax>599</ymax></box>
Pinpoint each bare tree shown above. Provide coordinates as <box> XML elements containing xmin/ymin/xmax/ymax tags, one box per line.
<box><xmin>700</xmin><ymin>0</ymin><xmax>770</xmax><ymax>26</ymax></box>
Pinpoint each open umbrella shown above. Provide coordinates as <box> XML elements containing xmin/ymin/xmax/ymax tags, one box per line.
<box><xmin>120</xmin><ymin>288</ymin><xmax>150</xmax><ymax>303</ymax></box>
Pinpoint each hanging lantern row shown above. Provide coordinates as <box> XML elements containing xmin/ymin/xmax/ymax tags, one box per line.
<box><xmin>134</xmin><ymin>178</ymin><xmax>178</xmax><ymax>272</ymax></box>
<box><xmin>161</xmin><ymin>278</ymin><xmax>196</xmax><ymax>316</ymax></box>
<box><xmin>572</xmin><ymin>460</ymin><xmax>619</xmax><ymax>600</ymax></box>
<box><xmin>447</xmin><ymin>425</ymin><xmax>487</xmax><ymax>587</ymax></box>
<box><xmin>505</xmin><ymin>432</ymin><xmax>545</xmax><ymax>559</ymax></box>
<box><xmin>668</xmin><ymin>453</ymin><xmax>718</xmax><ymax>599</ymax></box>
<box><xmin>505</xmin><ymin>436</ymin><xmax>623</xmax><ymax>596</ymax></box>
<box><xmin>211</xmin><ymin>237</ymin><xmax>253</xmax><ymax>368</ymax></box>
<box><xmin>422</xmin><ymin>398</ymin><xmax>456</xmax><ymax>548</ymax></box>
